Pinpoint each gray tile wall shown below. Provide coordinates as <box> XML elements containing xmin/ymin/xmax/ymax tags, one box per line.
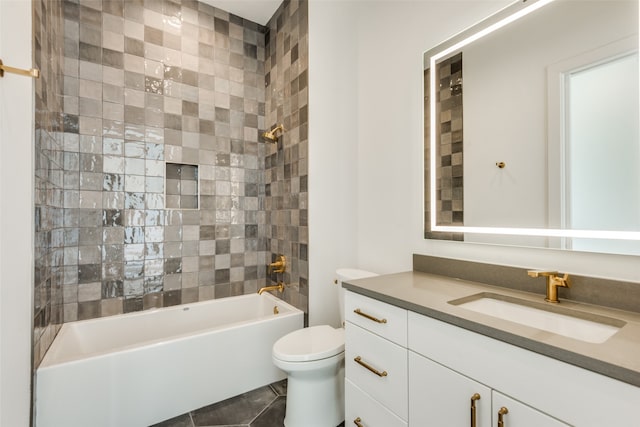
<box><xmin>33</xmin><ymin>0</ymin><xmax>65</xmax><ymax>367</ymax></box>
<box><xmin>59</xmin><ymin>0</ymin><xmax>272</xmax><ymax>322</ymax></box>
<box><xmin>264</xmin><ymin>0</ymin><xmax>309</xmax><ymax>317</ymax></box>
<box><xmin>50</xmin><ymin>0</ymin><xmax>309</xmax><ymax>324</ymax></box>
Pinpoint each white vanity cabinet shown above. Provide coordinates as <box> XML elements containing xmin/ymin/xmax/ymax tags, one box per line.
<box><xmin>408</xmin><ymin>311</ymin><xmax>640</xmax><ymax>426</ymax></box>
<box><xmin>409</xmin><ymin>351</ymin><xmax>568</xmax><ymax>426</ymax></box>
<box><xmin>344</xmin><ymin>290</ymin><xmax>640</xmax><ymax>426</ymax></box>
<box><xmin>344</xmin><ymin>291</ymin><xmax>408</xmax><ymax>427</ymax></box>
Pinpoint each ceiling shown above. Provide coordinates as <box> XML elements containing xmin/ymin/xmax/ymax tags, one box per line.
<box><xmin>201</xmin><ymin>0</ymin><xmax>282</xmax><ymax>25</ymax></box>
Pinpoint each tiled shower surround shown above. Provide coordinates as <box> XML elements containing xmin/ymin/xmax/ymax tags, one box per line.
<box><xmin>33</xmin><ymin>0</ymin><xmax>309</xmax><ymax>367</ymax></box>
<box><xmin>33</xmin><ymin>0</ymin><xmax>66</xmax><ymax>366</ymax></box>
<box><xmin>264</xmin><ymin>0</ymin><xmax>309</xmax><ymax>314</ymax></box>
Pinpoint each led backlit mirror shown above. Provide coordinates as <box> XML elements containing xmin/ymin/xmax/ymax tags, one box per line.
<box><xmin>423</xmin><ymin>0</ymin><xmax>640</xmax><ymax>255</ymax></box>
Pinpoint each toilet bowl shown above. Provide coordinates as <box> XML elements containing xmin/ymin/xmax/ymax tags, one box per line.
<box><xmin>272</xmin><ymin>269</ymin><xmax>378</xmax><ymax>427</ymax></box>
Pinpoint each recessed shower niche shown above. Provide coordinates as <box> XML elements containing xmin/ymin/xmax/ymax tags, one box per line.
<box><xmin>165</xmin><ymin>163</ymin><xmax>199</xmax><ymax>210</ymax></box>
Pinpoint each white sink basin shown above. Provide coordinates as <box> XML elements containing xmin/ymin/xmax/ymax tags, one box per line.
<box><xmin>450</xmin><ymin>294</ymin><xmax>624</xmax><ymax>344</ymax></box>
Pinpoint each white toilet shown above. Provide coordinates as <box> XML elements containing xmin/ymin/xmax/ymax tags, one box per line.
<box><xmin>272</xmin><ymin>268</ymin><xmax>378</xmax><ymax>427</ymax></box>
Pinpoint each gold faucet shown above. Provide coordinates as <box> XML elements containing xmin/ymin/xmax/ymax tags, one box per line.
<box><xmin>258</xmin><ymin>282</ymin><xmax>285</xmax><ymax>295</ymax></box>
<box><xmin>527</xmin><ymin>270</ymin><xmax>571</xmax><ymax>303</ymax></box>
<box><xmin>268</xmin><ymin>255</ymin><xmax>286</xmax><ymax>274</ymax></box>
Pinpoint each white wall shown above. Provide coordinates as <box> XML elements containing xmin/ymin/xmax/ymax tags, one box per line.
<box><xmin>308</xmin><ymin>1</ymin><xmax>360</xmax><ymax>326</ymax></box>
<box><xmin>0</xmin><ymin>0</ymin><xmax>34</xmax><ymax>425</ymax></box>
<box><xmin>309</xmin><ymin>0</ymin><xmax>640</xmax><ymax>326</ymax></box>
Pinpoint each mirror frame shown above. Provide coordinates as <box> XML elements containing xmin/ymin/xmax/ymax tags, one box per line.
<box><xmin>424</xmin><ymin>0</ymin><xmax>640</xmax><ymax>242</ymax></box>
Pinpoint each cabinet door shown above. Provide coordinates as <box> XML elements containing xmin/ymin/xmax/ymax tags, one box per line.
<box><xmin>492</xmin><ymin>392</ymin><xmax>570</xmax><ymax>427</ymax></box>
<box><xmin>409</xmin><ymin>351</ymin><xmax>491</xmax><ymax>427</ymax></box>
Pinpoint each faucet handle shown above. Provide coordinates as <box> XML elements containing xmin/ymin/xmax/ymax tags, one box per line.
<box><xmin>551</xmin><ymin>273</ymin><xmax>571</xmax><ymax>288</ymax></box>
<box><xmin>268</xmin><ymin>255</ymin><xmax>286</xmax><ymax>274</ymax></box>
<box><xmin>527</xmin><ymin>270</ymin><xmax>558</xmax><ymax>278</ymax></box>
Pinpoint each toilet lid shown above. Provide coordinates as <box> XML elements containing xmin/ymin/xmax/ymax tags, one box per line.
<box><xmin>273</xmin><ymin>325</ymin><xmax>344</xmax><ymax>362</ymax></box>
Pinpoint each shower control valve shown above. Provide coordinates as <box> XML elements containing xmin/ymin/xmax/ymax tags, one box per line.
<box><xmin>268</xmin><ymin>255</ymin><xmax>287</xmax><ymax>274</ymax></box>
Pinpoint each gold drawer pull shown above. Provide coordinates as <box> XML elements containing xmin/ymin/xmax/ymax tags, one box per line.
<box><xmin>354</xmin><ymin>417</ymin><xmax>364</xmax><ymax>427</ymax></box>
<box><xmin>497</xmin><ymin>407</ymin><xmax>509</xmax><ymax>427</ymax></box>
<box><xmin>354</xmin><ymin>308</ymin><xmax>387</xmax><ymax>324</ymax></box>
<box><xmin>470</xmin><ymin>393</ymin><xmax>481</xmax><ymax>427</ymax></box>
<box><xmin>354</xmin><ymin>356</ymin><xmax>388</xmax><ymax>377</ymax></box>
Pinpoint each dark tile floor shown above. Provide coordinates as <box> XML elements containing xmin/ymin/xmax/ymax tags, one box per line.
<box><xmin>150</xmin><ymin>380</ymin><xmax>345</xmax><ymax>427</ymax></box>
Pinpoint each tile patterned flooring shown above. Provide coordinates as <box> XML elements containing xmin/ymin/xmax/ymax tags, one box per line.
<box><xmin>151</xmin><ymin>380</ymin><xmax>346</xmax><ymax>427</ymax></box>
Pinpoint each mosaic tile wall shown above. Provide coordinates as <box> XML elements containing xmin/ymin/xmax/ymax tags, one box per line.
<box><xmin>59</xmin><ymin>0</ymin><xmax>275</xmax><ymax>322</ymax></box>
<box><xmin>33</xmin><ymin>0</ymin><xmax>66</xmax><ymax>367</ymax></box>
<box><xmin>424</xmin><ymin>53</ymin><xmax>464</xmax><ymax>241</ymax></box>
<box><xmin>264</xmin><ymin>0</ymin><xmax>309</xmax><ymax>317</ymax></box>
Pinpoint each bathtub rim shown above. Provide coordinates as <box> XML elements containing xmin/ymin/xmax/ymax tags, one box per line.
<box><xmin>38</xmin><ymin>293</ymin><xmax>302</xmax><ymax>369</ymax></box>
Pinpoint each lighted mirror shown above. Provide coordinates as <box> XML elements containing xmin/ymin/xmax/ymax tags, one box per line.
<box><xmin>423</xmin><ymin>0</ymin><xmax>640</xmax><ymax>256</ymax></box>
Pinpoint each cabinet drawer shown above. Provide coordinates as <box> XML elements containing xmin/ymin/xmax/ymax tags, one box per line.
<box><xmin>345</xmin><ymin>379</ymin><xmax>407</xmax><ymax>427</ymax></box>
<box><xmin>345</xmin><ymin>322</ymin><xmax>408</xmax><ymax>420</ymax></box>
<box><xmin>345</xmin><ymin>291</ymin><xmax>407</xmax><ymax>346</ymax></box>
<box><xmin>344</xmin><ymin>380</ymin><xmax>407</xmax><ymax>427</ymax></box>
<box><xmin>493</xmin><ymin>391</ymin><xmax>570</xmax><ymax>427</ymax></box>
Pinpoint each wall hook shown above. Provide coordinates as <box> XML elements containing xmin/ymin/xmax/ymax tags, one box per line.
<box><xmin>0</xmin><ymin>59</ymin><xmax>40</xmax><ymax>79</ymax></box>
<box><xmin>496</xmin><ymin>162</ymin><xmax>506</xmax><ymax>169</ymax></box>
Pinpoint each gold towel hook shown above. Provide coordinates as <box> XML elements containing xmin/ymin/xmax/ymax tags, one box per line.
<box><xmin>0</xmin><ymin>59</ymin><xmax>40</xmax><ymax>79</ymax></box>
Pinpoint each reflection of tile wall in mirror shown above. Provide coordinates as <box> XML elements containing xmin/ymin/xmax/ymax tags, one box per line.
<box><xmin>437</xmin><ymin>53</ymin><xmax>464</xmax><ymax>226</ymax></box>
<box><xmin>425</xmin><ymin>54</ymin><xmax>464</xmax><ymax>242</ymax></box>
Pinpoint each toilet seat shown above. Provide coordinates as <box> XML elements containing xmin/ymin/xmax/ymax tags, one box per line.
<box><xmin>273</xmin><ymin>325</ymin><xmax>344</xmax><ymax>362</ymax></box>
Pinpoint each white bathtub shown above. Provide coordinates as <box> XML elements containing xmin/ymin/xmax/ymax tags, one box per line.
<box><xmin>35</xmin><ymin>293</ymin><xmax>303</xmax><ymax>427</ymax></box>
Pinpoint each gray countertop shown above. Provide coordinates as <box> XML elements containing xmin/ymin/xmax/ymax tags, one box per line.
<box><xmin>343</xmin><ymin>271</ymin><xmax>640</xmax><ymax>388</ymax></box>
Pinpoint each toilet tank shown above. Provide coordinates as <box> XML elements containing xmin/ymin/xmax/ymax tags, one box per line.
<box><xmin>336</xmin><ymin>268</ymin><xmax>378</xmax><ymax>326</ymax></box>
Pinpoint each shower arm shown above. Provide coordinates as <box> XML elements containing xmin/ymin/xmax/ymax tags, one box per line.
<box><xmin>270</xmin><ymin>124</ymin><xmax>285</xmax><ymax>134</ymax></box>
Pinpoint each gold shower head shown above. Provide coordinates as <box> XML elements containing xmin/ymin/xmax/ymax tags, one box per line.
<box><xmin>262</xmin><ymin>124</ymin><xmax>285</xmax><ymax>143</ymax></box>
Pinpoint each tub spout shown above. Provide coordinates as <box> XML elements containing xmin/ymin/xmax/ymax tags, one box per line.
<box><xmin>258</xmin><ymin>282</ymin><xmax>285</xmax><ymax>295</ymax></box>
